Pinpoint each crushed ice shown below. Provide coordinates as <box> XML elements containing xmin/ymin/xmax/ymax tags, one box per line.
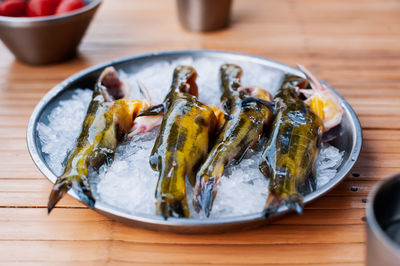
<box><xmin>37</xmin><ymin>89</ymin><xmax>92</xmax><ymax>176</ymax></box>
<box><xmin>37</xmin><ymin>57</ymin><xmax>343</xmax><ymax>219</ymax></box>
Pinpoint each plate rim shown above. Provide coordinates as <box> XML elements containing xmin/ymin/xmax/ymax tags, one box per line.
<box><xmin>26</xmin><ymin>49</ymin><xmax>363</xmax><ymax>231</ymax></box>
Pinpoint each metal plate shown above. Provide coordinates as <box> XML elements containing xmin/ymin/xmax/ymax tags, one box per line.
<box><xmin>27</xmin><ymin>50</ymin><xmax>363</xmax><ymax>233</ymax></box>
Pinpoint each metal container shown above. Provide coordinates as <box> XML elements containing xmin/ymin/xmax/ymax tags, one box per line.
<box><xmin>366</xmin><ymin>174</ymin><xmax>400</xmax><ymax>265</ymax></box>
<box><xmin>26</xmin><ymin>50</ymin><xmax>363</xmax><ymax>233</ymax></box>
<box><xmin>176</xmin><ymin>0</ymin><xmax>232</xmax><ymax>32</ymax></box>
<box><xmin>0</xmin><ymin>0</ymin><xmax>101</xmax><ymax>65</ymax></box>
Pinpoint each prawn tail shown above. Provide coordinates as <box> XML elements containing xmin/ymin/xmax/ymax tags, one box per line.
<box><xmin>48</xmin><ymin>176</ymin><xmax>95</xmax><ymax>214</ymax></box>
<box><xmin>193</xmin><ymin>176</ymin><xmax>218</xmax><ymax>218</ymax></box>
<box><xmin>47</xmin><ymin>177</ymin><xmax>71</xmax><ymax>214</ymax></box>
<box><xmin>263</xmin><ymin>193</ymin><xmax>303</xmax><ymax>218</ymax></box>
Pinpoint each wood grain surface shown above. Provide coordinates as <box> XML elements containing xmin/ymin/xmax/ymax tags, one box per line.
<box><xmin>1</xmin><ymin>0</ymin><xmax>400</xmax><ymax>264</ymax></box>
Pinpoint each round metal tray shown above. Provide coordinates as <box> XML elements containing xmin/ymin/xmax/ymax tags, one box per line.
<box><xmin>27</xmin><ymin>50</ymin><xmax>362</xmax><ymax>233</ymax></box>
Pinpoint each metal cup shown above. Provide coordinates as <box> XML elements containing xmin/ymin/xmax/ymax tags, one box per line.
<box><xmin>366</xmin><ymin>174</ymin><xmax>400</xmax><ymax>266</ymax></box>
<box><xmin>0</xmin><ymin>0</ymin><xmax>101</xmax><ymax>65</ymax></box>
<box><xmin>176</xmin><ymin>0</ymin><xmax>232</xmax><ymax>32</ymax></box>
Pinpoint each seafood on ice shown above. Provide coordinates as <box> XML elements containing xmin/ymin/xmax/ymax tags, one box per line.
<box><xmin>193</xmin><ymin>64</ymin><xmax>274</xmax><ymax>217</ymax></box>
<box><xmin>140</xmin><ymin>65</ymin><xmax>221</xmax><ymax>218</ymax></box>
<box><xmin>260</xmin><ymin>74</ymin><xmax>323</xmax><ymax>215</ymax></box>
<box><xmin>45</xmin><ymin>62</ymin><xmax>345</xmax><ymax>219</ymax></box>
<box><xmin>47</xmin><ymin>67</ymin><xmax>161</xmax><ymax>213</ymax></box>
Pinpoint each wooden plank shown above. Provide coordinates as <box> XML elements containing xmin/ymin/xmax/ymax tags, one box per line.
<box><xmin>0</xmin><ymin>241</ymin><xmax>364</xmax><ymax>265</ymax></box>
<box><xmin>363</xmin><ymin>129</ymin><xmax>400</xmax><ymax>140</ymax></box>
<box><xmin>112</xmin><ymin>223</ymin><xmax>364</xmax><ymax>245</ymax></box>
<box><xmin>0</xmin><ymin>208</ymin><xmax>108</xmax><ymax>222</ymax></box>
<box><xmin>273</xmin><ymin>209</ymin><xmax>365</xmax><ymax>225</ymax></box>
<box><xmin>3</xmin><ymin>263</ymin><xmax>103</xmax><ymax>266</ymax></box>
<box><xmin>0</xmin><ymin>179</ymin><xmax>83</xmax><ymax>207</ymax></box>
<box><xmin>0</xmin><ymin>219</ymin><xmax>111</xmax><ymax>241</ymax></box>
<box><xmin>329</xmin><ymin>180</ymin><xmax>378</xmax><ymax>196</ymax></box>
<box><xmin>307</xmin><ymin>196</ymin><xmax>367</xmax><ymax>209</ymax></box>
<box><xmin>0</xmin><ymin>208</ymin><xmax>366</xmax><ymax>226</ymax></box>
<box><xmin>0</xmin><ymin>241</ymin><xmax>109</xmax><ymax>263</ymax></box>
<box><xmin>109</xmin><ymin>242</ymin><xmax>364</xmax><ymax>264</ymax></box>
<box><xmin>0</xmin><ymin>208</ymin><xmax>364</xmax><ymax>244</ymax></box>
<box><xmin>109</xmin><ymin>264</ymin><xmax>363</xmax><ymax>266</ymax></box>
<box><xmin>345</xmin><ymin>166</ymin><xmax>400</xmax><ymax>180</ymax></box>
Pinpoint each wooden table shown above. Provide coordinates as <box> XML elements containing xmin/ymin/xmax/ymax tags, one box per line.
<box><xmin>1</xmin><ymin>0</ymin><xmax>399</xmax><ymax>264</ymax></box>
